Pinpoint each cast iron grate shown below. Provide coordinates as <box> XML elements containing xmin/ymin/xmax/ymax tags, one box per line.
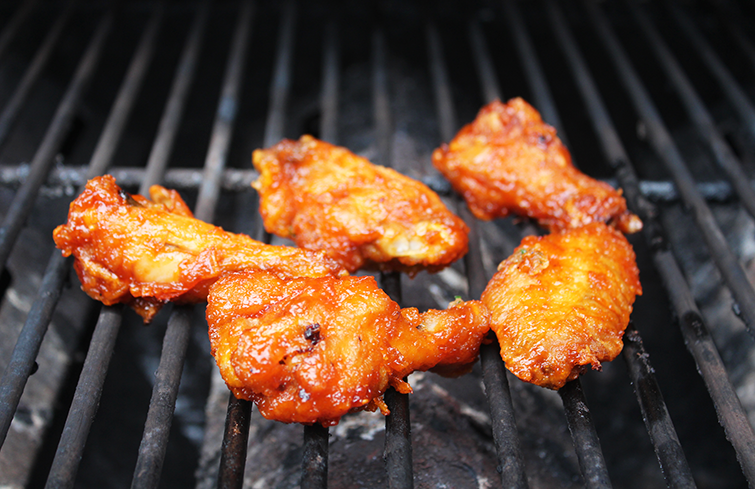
<box><xmin>0</xmin><ymin>0</ymin><xmax>753</xmax><ymax>487</ymax></box>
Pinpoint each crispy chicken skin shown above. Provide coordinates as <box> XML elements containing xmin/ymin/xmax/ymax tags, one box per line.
<box><xmin>432</xmin><ymin>98</ymin><xmax>642</xmax><ymax>234</ymax></box>
<box><xmin>481</xmin><ymin>223</ymin><xmax>641</xmax><ymax>389</ymax></box>
<box><xmin>53</xmin><ymin>175</ymin><xmax>346</xmax><ymax>322</ymax></box>
<box><xmin>252</xmin><ymin>135</ymin><xmax>469</xmax><ymax>274</ymax></box>
<box><xmin>207</xmin><ymin>270</ymin><xmax>490</xmax><ymax>426</ymax></box>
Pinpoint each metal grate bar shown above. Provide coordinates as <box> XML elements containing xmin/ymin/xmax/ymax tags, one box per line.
<box><xmin>655</xmin><ymin>251</ymin><xmax>755</xmax><ymax>484</ymax></box>
<box><xmin>0</xmin><ymin>251</ymin><xmax>70</xmax><ymax>447</ymax></box>
<box><xmin>467</xmin><ymin>18</ymin><xmax>501</xmax><ymax>105</ymax></box>
<box><xmin>497</xmin><ymin>2</ymin><xmax>617</xmax><ymax>484</ymax></box>
<box><xmin>195</xmin><ymin>0</ymin><xmax>253</xmax><ymax>224</ymax></box>
<box><xmin>372</xmin><ymin>25</ymin><xmax>414</xmax><ymax>489</ymax></box>
<box><xmin>133</xmin><ymin>2</ymin><xmax>252</xmax><ymax>487</ymax></box>
<box><xmin>235</xmin><ymin>1</ymin><xmax>297</xmax><ymax>241</ymax></box>
<box><xmin>299</xmin><ymin>18</ymin><xmax>341</xmax><ymax>489</ymax></box>
<box><xmin>630</xmin><ymin>2</ymin><xmax>755</xmax><ymax>223</ymax></box>
<box><xmin>191</xmin><ymin>1</ymin><xmax>255</xmax><ymax>486</ymax></box>
<box><xmin>621</xmin><ymin>326</ymin><xmax>697</xmax><ymax>487</ymax></box>
<box><xmin>0</xmin><ymin>0</ymin><xmax>76</xmax><ymax>149</ymax></box>
<box><xmin>140</xmin><ymin>0</ymin><xmax>209</xmax><ymax>196</ymax></box>
<box><xmin>713</xmin><ymin>5</ymin><xmax>755</xmax><ymax>79</ymax></box>
<box><xmin>218</xmin><ymin>1</ymin><xmax>299</xmax><ymax>485</ymax></box>
<box><xmin>559</xmin><ymin>1</ymin><xmax>755</xmax><ymax>482</ymax></box>
<box><xmin>585</xmin><ymin>0</ymin><xmax>755</xmax><ymax>335</ymax></box>
<box><xmin>0</xmin><ymin>0</ymin><xmax>39</xmax><ymax>63</ymax></box>
<box><xmin>44</xmin><ymin>305</ymin><xmax>124</xmax><ymax>489</ymax></box>
<box><xmin>131</xmin><ymin>306</ymin><xmax>194</xmax><ymax>489</ymax></box>
<box><xmin>426</xmin><ymin>23</ymin><xmax>456</xmax><ymax>144</ymax></box>
<box><xmin>217</xmin><ymin>394</ymin><xmax>252</xmax><ymax>489</ymax></box>
<box><xmin>263</xmin><ymin>0</ymin><xmax>296</xmax><ymax>150</ymax></box>
<box><xmin>128</xmin><ymin>3</ymin><xmax>213</xmax><ymax>486</ymax></box>
<box><xmin>301</xmin><ymin>423</ymin><xmax>329</xmax><ymax>489</ymax></box>
<box><xmin>428</xmin><ymin>19</ymin><xmax>529</xmax><ymax>489</ymax></box>
<box><xmin>0</xmin><ymin>5</ymin><xmax>119</xmax><ymax>448</ymax></box>
<box><xmin>319</xmin><ymin>21</ymin><xmax>339</xmax><ymax>145</ymax></box>
<box><xmin>558</xmin><ymin>380</ymin><xmax>612</xmax><ymax>488</ymax></box>
<box><xmin>545</xmin><ymin>2</ymin><xmax>697</xmax><ymax>485</ymax></box>
<box><xmin>0</xmin><ymin>6</ymin><xmax>113</xmax><ymax>273</ymax></box>
<box><xmin>1</xmin><ymin>164</ymin><xmax>750</xmax><ymax>205</ymax></box>
<box><xmin>501</xmin><ymin>0</ymin><xmax>567</xmax><ymax>144</ymax></box>
<box><xmin>667</xmin><ymin>2</ymin><xmax>755</xmax><ymax>141</ymax></box>
<box><xmin>40</xmin><ymin>5</ymin><xmax>167</xmax><ymax>486</ymax></box>
<box><xmin>479</xmin><ymin>342</ymin><xmax>529</xmax><ymax>488</ymax></box>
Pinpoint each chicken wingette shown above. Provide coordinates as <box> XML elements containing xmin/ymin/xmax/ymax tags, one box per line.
<box><xmin>207</xmin><ymin>270</ymin><xmax>490</xmax><ymax>426</ymax></box>
<box><xmin>252</xmin><ymin>135</ymin><xmax>469</xmax><ymax>274</ymax></box>
<box><xmin>53</xmin><ymin>175</ymin><xmax>346</xmax><ymax>322</ymax></box>
<box><xmin>481</xmin><ymin>223</ymin><xmax>641</xmax><ymax>389</ymax></box>
<box><xmin>432</xmin><ymin>98</ymin><xmax>642</xmax><ymax>234</ymax></box>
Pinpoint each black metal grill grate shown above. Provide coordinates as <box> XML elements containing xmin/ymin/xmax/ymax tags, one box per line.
<box><xmin>0</xmin><ymin>0</ymin><xmax>754</xmax><ymax>487</ymax></box>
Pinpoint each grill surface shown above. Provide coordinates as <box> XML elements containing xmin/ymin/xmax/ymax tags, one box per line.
<box><xmin>1</xmin><ymin>0</ymin><xmax>755</xmax><ymax>488</ymax></box>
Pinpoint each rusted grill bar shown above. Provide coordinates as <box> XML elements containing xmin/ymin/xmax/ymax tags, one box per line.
<box><xmin>544</xmin><ymin>1</ymin><xmax>698</xmax><ymax>485</ymax></box>
<box><xmin>0</xmin><ymin>4</ymin><xmax>115</xmax><ymax>446</ymax></box>
<box><xmin>586</xmin><ymin>0</ymin><xmax>755</xmax><ymax>335</ymax></box>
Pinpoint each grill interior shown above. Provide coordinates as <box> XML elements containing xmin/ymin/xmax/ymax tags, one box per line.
<box><xmin>1</xmin><ymin>0</ymin><xmax>755</xmax><ymax>487</ymax></box>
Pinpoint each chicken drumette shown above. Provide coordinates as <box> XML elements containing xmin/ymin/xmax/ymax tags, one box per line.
<box><xmin>207</xmin><ymin>270</ymin><xmax>490</xmax><ymax>426</ymax></box>
<box><xmin>252</xmin><ymin>135</ymin><xmax>469</xmax><ymax>274</ymax></box>
<box><xmin>481</xmin><ymin>222</ymin><xmax>641</xmax><ymax>389</ymax></box>
<box><xmin>53</xmin><ymin>175</ymin><xmax>346</xmax><ymax>321</ymax></box>
<box><xmin>432</xmin><ymin>98</ymin><xmax>642</xmax><ymax>234</ymax></box>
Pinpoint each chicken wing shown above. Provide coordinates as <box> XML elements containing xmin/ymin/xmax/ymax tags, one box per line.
<box><xmin>252</xmin><ymin>135</ymin><xmax>469</xmax><ymax>274</ymax></box>
<box><xmin>432</xmin><ymin>98</ymin><xmax>642</xmax><ymax>234</ymax></box>
<box><xmin>53</xmin><ymin>175</ymin><xmax>346</xmax><ymax>322</ymax></box>
<box><xmin>481</xmin><ymin>223</ymin><xmax>641</xmax><ymax>389</ymax></box>
<box><xmin>207</xmin><ymin>270</ymin><xmax>490</xmax><ymax>426</ymax></box>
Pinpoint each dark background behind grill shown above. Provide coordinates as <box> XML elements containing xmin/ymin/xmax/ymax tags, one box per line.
<box><xmin>0</xmin><ymin>0</ymin><xmax>754</xmax><ymax>487</ymax></box>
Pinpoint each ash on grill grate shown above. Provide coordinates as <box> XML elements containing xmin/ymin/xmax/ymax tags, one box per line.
<box><xmin>1</xmin><ymin>0</ymin><xmax>755</xmax><ymax>488</ymax></box>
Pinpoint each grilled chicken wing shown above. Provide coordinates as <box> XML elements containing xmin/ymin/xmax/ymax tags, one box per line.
<box><xmin>252</xmin><ymin>135</ymin><xmax>469</xmax><ymax>274</ymax></box>
<box><xmin>53</xmin><ymin>175</ymin><xmax>346</xmax><ymax>322</ymax></box>
<box><xmin>432</xmin><ymin>98</ymin><xmax>641</xmax><ymax>234</ymax></box>
<box><xmin>207</xmin><ymin>270</ymin><xmax>490</xmax><ymax>426</ymax></box>
<box><xmin>481</xmin><ymin>223</ymin><xmax>641</xmax><ymax>389</ymax></box>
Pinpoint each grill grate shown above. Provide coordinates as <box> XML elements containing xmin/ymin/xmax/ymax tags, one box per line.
<box><xmin>0</xmin><ymin>0</ymin><xmax>754</xmax><ymax>487</ymax></box>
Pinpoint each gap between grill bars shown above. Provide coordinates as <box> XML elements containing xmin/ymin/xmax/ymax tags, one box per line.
<box><xmin>0</xmin><ymin>1</ymin><xmax>753</xmax><ymax>488</ymax></box>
